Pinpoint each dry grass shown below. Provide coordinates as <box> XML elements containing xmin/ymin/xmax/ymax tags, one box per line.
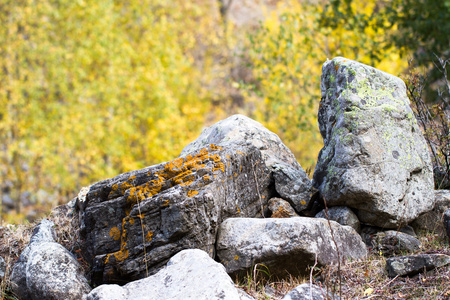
<box><xmin>236</xmin><ymin>231</ymin><xmax>450</xmax><ymax>300</ymax></box>
<box><xmin>0</xmin><ymin>202</ymin><xmax>83</xmax><ymax>300</ymax></box>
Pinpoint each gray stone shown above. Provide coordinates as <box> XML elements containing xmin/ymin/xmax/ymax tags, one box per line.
<box><xmin>268</xmin><ymin>197</ymin><xmax>299</xmax><ymax>218</ymax></box>
<box><xmin>386</xmin><ymin>254</ymin><xmax>450</xmax><ymax>277</ymax></box>
<box><xmin>282</xmin><ymin>283</ymin><xmax>340</xmax><ymax>300</ymax></box>
<box><xmin>0</xmin><ymin>256</ymin><xmax>5</xmax><ymax>279</ymax></box>
<box><xmin>444</xmin><ymin>209</ymin><xmax>450</xmax><ymax>239</ymax></box>
<box><xmin>315</xmin><ymin>206</ymin><xmax>360</xmax><ymax>233</ymax></box>
<box><xmin>180</xmin><ymin>114</ymin><xmax>301</xmax><ymax>170</ymax></box>
<box><xmin>412</xmin><ymin>189</ymin><xmax>450</xmax><ymax>234</ymax></box>
<box><xmin>313</xmin><ymin>57</ymin><xmax>434</xmax><ymax>228</ymax></box>
<box><xmin>10</xmin><ymin>219</ymin><xmax>91</xmax><ymax>300</ymax></box>
<box><xmin>373</xmin><ymin>230</ymin><xmax>421</xmax><ymax>256</ymax></box>
<box><xmin>80</xmin><ymin>144</ymin><xmax>273</xmax><ymax>284</ymax></box>
<box><xmin>273</xmin><ymin>163</ymin><xmax>316</xmax><ymax>212</ymax></box>
<box><xmin>85</xmin><ymin>249</ymin><xmax>245</xmax><ymax>300</ymax></box>
<box><xmin>216</xmin><ymin>217</ymin><xmax>367</xmax><ymax>278</ymax></box>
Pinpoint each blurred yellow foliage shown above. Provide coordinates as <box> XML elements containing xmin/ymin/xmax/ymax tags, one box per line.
<box><xmin>0</xmin><ymin>0</ymin><xmax>408</xmax><ymax>223</ymax></box>
<box><xmin>242</xmin><ymin>0</ymin><xmax>407</xmax><ymax>169</ymax></box>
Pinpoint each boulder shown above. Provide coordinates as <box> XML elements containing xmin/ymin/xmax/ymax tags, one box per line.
<box><xmin>315</xmin><ymin>206</ymin><xmax>360</xmax><ymax>233</ymax></box>
<box><xmin>412</xmin><ymin>189</ymin><xmax>450</xmax><ymax>234</ymax></box>
<box><xmin>79</xmin><ymin>144</ymin><xmax>273</xmax><ymax>284</ymax></box>
<box><xmin>216</xmin><ymin>217</ymin><xmax>367</xmax><ymax>278</ymax></box>
<box><xmin>282</xmin><ymin>283</ymin><xmax>340</xmax><ymax>300</ymax></box>
<box><xmin>10</xmin><ymin>219</ymin><xmax>91</xmax><ymax>300</ymax></box>
<box><xmin>313</xmin><ymin>57</ymin><xmax>434</xmax><ymax>228</ymax></box>
<box><xmin>373</xmin><ymin>230</ymin><xmax>421</xmax><ymax>256</ymax></box>
<box><xmin>180</xmin><ymin>114</ymin><xmax>301</xmax><ymax>170</ymax></box>
<box><xmin>84</xmin><ymin>249</ymin><xmax>252</xmax><ymax>300</ymax></box>
<box><xmin>386</xmin><ymin>254</ymin><xmax>450</xmax><ymax>277</ymax></box>
<box><xmin>273</xmin><ymin>163</ymin><xmax>316</xmax><ymax>213</ymax></box>
<box><xmin>268</xmin><ymin>197</ymin><xmax>299</xmax><ymax>218</ymax></box>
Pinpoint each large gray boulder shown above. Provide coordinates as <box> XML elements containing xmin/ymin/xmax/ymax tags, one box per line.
<box><xmin>180</xmin><ymin>114</ymin><xmax>301</xmax><ymax>170</ymax></box>
<box><xmin>216</xmin><ymin>217</ymin><xmax>367</xmax><ymax>278</ymax></box>
<box><xmin>180</xmin><ymin>115</ymin><xmax>315</xmax><ymax>213</ymax></box>
<box><xmin>10</xmin><ymin>219</ymin><xmax>91</xmax><ymax>300</ymax></box>
<box><xmin>313</xmin><ymin>57</ymin><xmax>434</xmax><ymax>228</ymax></box>
<box><xmin>79</xmin><ymin>143</ymin><xmax>272</xmax><ymax>284</ymax></box>
<box><xmin>84</xmin><ymin>249</ymin><xmax>253</xmax><ymax>300</ymax></box>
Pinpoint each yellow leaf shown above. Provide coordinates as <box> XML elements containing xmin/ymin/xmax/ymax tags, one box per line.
<box><xmin>363</xmin><ymin>288</ymin><xmax>374</xmax><ymax>296</ymax></box>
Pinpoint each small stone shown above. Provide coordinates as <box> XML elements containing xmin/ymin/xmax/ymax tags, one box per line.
<box><xmin>374</xmin><ymin>231</ymin><xmax>421</xmax><ymax>256</ymax></box>
<box><xmin>268</xmin><ymin>197</ymin><xmax>299</xmax><ymax>218</ymax></box>
<box><xmin>386</xmin><ymin>254</ymin><xmax>450</xmax><ymax>277</ymax></box>
<box><xmin>315</xmin><ymin>206</ymin><xmax>360</xmax><ymax>233</ymax></box>
<box><xmin>282</xmin><ymin>283</ymin><xmax>340</xmax><ymax>300</ymax></box>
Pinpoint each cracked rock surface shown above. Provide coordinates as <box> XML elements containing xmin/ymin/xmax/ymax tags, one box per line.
<box><xmin>313</xmin><ymin>57</ymin><xmax>434</xmax><ymax>228</ymax></box>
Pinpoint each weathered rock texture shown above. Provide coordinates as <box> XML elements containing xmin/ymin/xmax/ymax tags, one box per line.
<box><xmin>10</xmin><ymin>219</ymin><xmax>91</xmax><ymax>300</ymax></box>
<box><xmin>180</xmin><ymin>114</ymin><xmax>301</xmax><ymax>170</ymax></box>
<box><xmin>315</xmin><ymin>206</ymin><xmax>360</xmax><ymax>233</ymax></box>
<box><xmin>273</xmin><ymin>163</ymin><xmax>316</xmax><ymax>213</ymax></box>
<box><xmin>313</xmin><ymin>57</ymin><xmax>434</xmax><ymax>228</ymax></box>
<box><xmin>216</xmin><ymin>217</ymin><xmax>367</xmax><ymax>278</ymax></box>
<box><xmin>268</xmin><ymin>197</ymin><xmax>299</xmax><ymax>218</ymax></box>
<box><xmin>386</xmin><ymin>254</ymin><xmax>450</xmax><ymax>277</ymax></box>
<box><xmin>412</xmin><ymin>189</ymin><xmax>450</xmax><ymax>234</ymax></box>
<box><xmin>373</xmin><ymin>230</ymin><xmax>421</xmax><ymax>256</ymax></box>
<box><xmin>282</xmin><ymin>283</ymin><xmax>340</xmax><ymax>300</ymax></box>
<box><xmin>85</xmin><ymin>249</ymin><xmax>251</xmax><ymax>300</ymax></box>
<box><xmin>79</xmin><ymin>144</ymin><xmax>272</xmax><ymax>284</ymax></box>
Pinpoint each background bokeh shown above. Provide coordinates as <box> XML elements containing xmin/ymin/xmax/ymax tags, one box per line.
<box><xmin>1</xmin><ymin>0</ymin><xmax>448</xmax><ymax>223</ymax></box>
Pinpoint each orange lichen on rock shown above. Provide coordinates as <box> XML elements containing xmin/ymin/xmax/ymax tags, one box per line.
<box><xmin>113</xmin><ymin>248</ymin><xmax>129</xmax><ymax>262</ymax></box>
<box><xmin>187</xmin><ymin>190</ymin><xmax>198</xmax><ymax>197</ymax></box>
<box><xmin>109</xmin><ymin>227</ymin><xmax>121</xmax><ymax>241</ymax></box>
<box><xmin>145</xmin><ymin>231</ymin><xmax>153</xmax><ymax>242</ymax></box>
<box><xmin>210</xmin><ymin>144</ymin><xmax>222</xmax><ymax>150</ymax></box>
<box><xmin>104</xmin><ymin>145</ymin><xmax>226</xmax><ymax>266</ymax></box>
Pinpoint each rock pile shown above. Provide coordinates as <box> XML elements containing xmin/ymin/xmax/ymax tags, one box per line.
<box><xmin>8</xmin><ymin>58</ymin><xmax>450</xmax><ymax>300</ymax></box>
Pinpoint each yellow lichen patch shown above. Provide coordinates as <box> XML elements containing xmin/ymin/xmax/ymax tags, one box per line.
<box><xmin>210</xmin><ymin>144</ymin><xmax>222</xmax><ymax>150</ymax></box>
<box><xmin>240</xmin><ymin>165</ymin><xmax>242</xmax><ymax>172</ymax></box>
<box><xmin>128</xmin><ymin>175</ymin><xmax>136</xmax><ymax>182</ymax></box>
<box><xmin>120</xmin><ymin>181</ymin><xmax>133</xmax><ymax>194</ymax></box>
<box><xmin>129</xmin><ymin>217</ymin><xmax>135</xmax><ymax>225</ymax></box>
<box><xmin>162</xmin><ymin>199</ymin><xmax>170</xmax><ymax>206</ymax></box>
<box><xmin>187</xmin><ymin>190</ymin><xmax>198</xmax><ymax>197</ymax></box>
<box><xmin>234</xmin><ymin>255</ymin><xmax>239</xmax><ymax>260</ymax></box>
<box><xmin>237</xmin><ymin>150</ymin><xmax>244</xmax><ymax>155</ymax></box>
<box><xmin>180</xmin><ymin>180</ymin><xmax>194</xmax><ymax>186</ymax></box>
<box><xmin>146</xmin><ymin>231</ymin><xmax>153</xmax><ymax>242</ymax></box>
<box><xmin>234</xmin><ymin>172</ymin><xmax>238</xmax><ymax>177</ymax></box>
<box><xmin>203</xmin><ymin>175</ymin><xmax>210</xmax><ymax>181</ymax></box>
<box><xmin>213</xmin><ymin>161</ymin><xmax>225</xmax><ymax>173</ymax></box>
<box><xmin>137</xmin><ymin>213</ymin><xmax>145</xmax><ymax>219</ymax></box>
<box><xmin>109</xmin><ymin>227</ymin><xmax>121</xmax><ymax>240</ymax></box>
<box><xmin>300</xmin><ymin>200</ymin><xmax>306</xmax><ymax>205</ymax></box>
<box><xmin>112</xmin><ymin>184</ymin><xmax>119</xmax><ymax>191</ymax></box>
<box><xmin>113</xmin><ymin>248</ymin><xmax>129</xmax><ymax>262</ymax></box>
